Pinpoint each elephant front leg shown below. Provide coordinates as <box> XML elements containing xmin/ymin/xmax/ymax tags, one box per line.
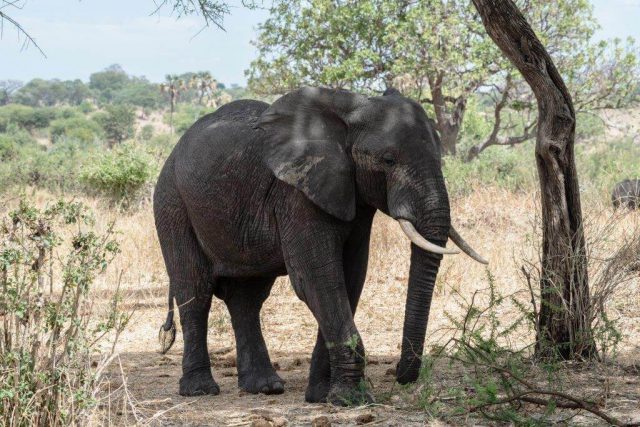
<box><xmin>305</xmin><ymin>209</ymin><xmax>374</xmax><ymax>403</ymax></box>
<box><xmin>282</xmin><ymin>223</ymin><xmax>372</xmax><ymax>406</ymax></box>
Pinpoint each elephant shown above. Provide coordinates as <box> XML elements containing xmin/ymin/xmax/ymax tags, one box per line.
<box><xmin>153</xmin><ymin>86</ymin><xmax>486</xmax><ymax>405</ymax></box>
<box><xmin>612</xmin><ymin>179</ymin><xmax>640</xmax><ymax>210</ymax></box>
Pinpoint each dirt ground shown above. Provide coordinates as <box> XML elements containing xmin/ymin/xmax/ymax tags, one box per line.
<box><xmin>69</xmin><ymin>186</ymin><xmax>638</xmax><ymax>426</ymax></box>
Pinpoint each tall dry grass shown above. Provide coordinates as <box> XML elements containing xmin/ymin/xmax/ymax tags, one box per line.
<box><xmin>3</xmin><ymin>184</ymin><xmax>637</xmax><ymax>364</ymax></box>
<box><xmin>2</xmin><ymin>183</ymin><xmax>639</xmax><ymax>424</ymax></box>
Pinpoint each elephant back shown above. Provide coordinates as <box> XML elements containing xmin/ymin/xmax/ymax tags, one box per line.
<box><xmin>183</xmin><ymin>99</ymin><xmax>271</xmax><ymax>139</ymax></box>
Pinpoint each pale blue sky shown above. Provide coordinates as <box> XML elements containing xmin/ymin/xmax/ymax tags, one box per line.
<box><xmin>1</xmin><ymin>0</ymin><xmax>639</xmax><ymax>86</ymax></box>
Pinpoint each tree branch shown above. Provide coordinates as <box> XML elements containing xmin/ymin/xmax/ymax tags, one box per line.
<box><xmin>0</xmin><ymin>3</ymin><xmax>46</xmax><ymax>57</ymax></box>
<box><xmin>469</xmin><ymin>389</ymin><xmax>630</xmax><ymax>426</ymax></box>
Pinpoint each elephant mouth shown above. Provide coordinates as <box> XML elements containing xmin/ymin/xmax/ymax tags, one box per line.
<box><xmin>394</xmin><ymin>217</ymin><xmax>488</xmax><ymax>264</ymax></box>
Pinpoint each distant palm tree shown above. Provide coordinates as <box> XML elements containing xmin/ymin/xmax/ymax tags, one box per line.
<box><xmin>189</xmin><ymin>71</ymin><xmax>218</xmax><ymax>106</ymax></box>
<box><xmin>160</xmin><ymin>75</ymin><xmax>185</xmax><ymax>133</ymax></box>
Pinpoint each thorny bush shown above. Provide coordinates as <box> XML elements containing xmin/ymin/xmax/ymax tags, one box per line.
<box><xmin>0</xmin><ymin>199</ymin><xmax>130</xmax><ymax>425</ymax></box>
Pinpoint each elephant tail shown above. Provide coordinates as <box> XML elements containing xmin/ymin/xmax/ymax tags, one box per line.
<box><xmin>158</xmin><ymin>289</ymin><xmax>176</xmax><ymax>354</ymax></box>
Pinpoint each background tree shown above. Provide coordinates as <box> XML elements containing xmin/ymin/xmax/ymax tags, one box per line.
<box><xmin>190</xmin><ymin>71</ymin><xmax>217</xmax><ymax>105</ymax></box>
<box><xmin>0</xmin><ymin>80</ymin><xmax>23</xmax><ymax>106</ymax></box>
<box><xmin>89</xmin><ymin>65</ymin><xmax>130</xmax><ymax>104</ymax></box>
<box><xmin>248</xmin><ymin>0</ymin><xmax>639</xmax><ymax>157</ymax></box>
<box><xmin>12</xmin><ymin>78</ymin><xmax>92</xmax><ymax>107</ymax></box>
<box><xmin>111</xmin><ymin>76</ymin><xmax>164</xmax><ymax>112</ymax></box>
<box><xmin>160</xmin><ymin>75</ymin><xmax>186</xmax><ymax>133</ymax></box>
<box><xmin>93</xmin><ymin>104</ymin><xmax>136</xmax><ymax>147</ymax></box>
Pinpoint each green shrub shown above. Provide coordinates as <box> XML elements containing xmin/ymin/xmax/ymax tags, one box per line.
<box><xmin>0</xmin><ymin>199</ymin><xmax>127</xmax><ymax>425</ymax></box>
<box><xmin>2</xmin><ymin>123</ymin><xmax>38</xmax><ymax>145</ymax></box>
<box><xmin>93</xmin><ymin>104</ymin><xmax>136</xmax><ymax>146</ymax></box>
<box><xmin>139</xmin><ymin>124</ymin><xmax>154</xmax><ymax>141</ymax></box>
<box><xmin>79</xmin><ymin>100</ymin><xmax>95</xmax><ymax>114</ymax></box>
<box><xmin>576</xmin><ymin>111</ymin><xmax>606</xmax><ymax>141</ymax></box>
<box><xmin>443</xmin><ymin>142</ymin><xmax>537</xmax><ymax>197</ymax></box>
<box><xmin>50</xmin><ymin>116</ymin><xmax>103</xmax><ymax>144</ymax></box>
<box><xmin>143</xmin><ymin>132</ymin><xmax>177</xmax><ymax>163</ymax></box>
<box><xmin>0</xmin><ymin>105</ymin><xmax>56</xmax><ymax>132</ymax></box>
<box><xmin>0</xmin><ymin>139</ymin><xmax>94</xmax><ymax>193</ymax></box>
<box><xmin>40</xmin><ymin>140</ymin><xmax>97</xmax><ymax>189</ymax></box>
<box><xmin>0</xmin><ymin>135</ymin><xmax>18</xmax><ymax>161</ymax></box>
<box><xmin>80</xmin><ymin>143</ymin><xmax>155</xmax><ymax>204</ymax></box>
<box><xmin>54</xmin><ymin>106</ymin><xmax>81</xmax><ymax>120</ymax></box>
<box><xmin>576</xmin><ymin>138</ymin><xmax>640</xmax><ymax>201</ymax></box>
<box><xmin>458</xmin><ymin>97</ymin><xmax>492</xmax><ymax>148</ymax></box>
<box><xmin>0</xmin><ymin>127</ymin><xmax>38</xmax><ymax>161</ymax></box>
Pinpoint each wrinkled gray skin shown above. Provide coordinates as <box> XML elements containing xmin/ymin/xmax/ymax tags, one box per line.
<box><xmin>612</xmin><ymin>179</ymin><xmax>640</xmax><ymax>210</ymax></box>
<box><xmin>154</xmin><ymin>87</ymin><xmax>453</xmax><ymax>405</ymax></box>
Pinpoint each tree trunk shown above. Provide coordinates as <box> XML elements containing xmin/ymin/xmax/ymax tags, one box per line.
<box><xmin>471</xmin><ymin>0</ymin><xmax>594</xmax><ymax>359</ymax></box>
<box><xmin>429</xmin><ymin>73</ymin><xmax>466</xmax><ymax>156</ymax></box>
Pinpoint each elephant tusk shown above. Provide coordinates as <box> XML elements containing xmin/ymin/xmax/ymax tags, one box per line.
<box><xmin>398</xmin><ymin>220</ymin><xmax>460</xmax><ymax>255</ymax></box>
<box><xmin>449</xmin><ymin>226</ymin><xmax>489</xmax><ymax>265</ymax></box>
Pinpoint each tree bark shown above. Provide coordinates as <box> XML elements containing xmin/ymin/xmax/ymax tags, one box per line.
<box><xmin>428</xmin><ymin>73</ymin><xmax>466</xmax><ymax>156</ymax></box>
<box><xmin>471</xmin><ymin>0</ymin><xmax>594</xmax><ymax>359</ymax></box>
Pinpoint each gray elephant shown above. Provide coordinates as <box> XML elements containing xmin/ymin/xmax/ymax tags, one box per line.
<box><xmin>612</xmin><ymin>179</ymin><xmax>640</xmax><ymax>210</ymax></box>
<box><xmin>153</xmin><ymin>87</ymin><xmax>486</xmax><ymax>405</ymax></box>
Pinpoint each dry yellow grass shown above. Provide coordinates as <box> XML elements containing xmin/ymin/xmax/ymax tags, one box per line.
<box><xmin>2</xmin><ymin>185</ymin><xmax>639</xmax><ymax>425</ymax></box>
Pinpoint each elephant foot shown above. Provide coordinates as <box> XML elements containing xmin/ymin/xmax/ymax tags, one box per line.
<box><xmin>326</xmin><ymin>381</ymin><xmax>374</xmax><ymax>407</ymax></box>
<box><xmin>179</xmin><ymin>367</ymin><xmax>220</xmax><ymax>396</ymax></box>
<box><xmin>396</xmin><ymin>358</ymin><xmax>420</xmax><ymax>385</ymax></box>
<box><xmin>239</xmin><ymin>368</ymin><xmax>285</xmax><ymax>395</ymax></box>
<box><xmin>305</xmin><ymin>379</ymin><xmax>330</xmax><ymax>403</ymax></box>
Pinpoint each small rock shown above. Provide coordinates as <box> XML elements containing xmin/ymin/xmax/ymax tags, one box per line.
<box><xmin>356</xmin><ymin>413</ymin><xmax>375</xmax><ymax>424</ymax></box>
<box><xmin>212</xmin><ymin>346</ymin><xmax>233</xmax><ymax>355</ymax></box>
<box><xmin>216</xmin><ymin>353</ymin><xmax>237</xmax><ymax>368</ymax></box>
<box><xmin>251</xmin><ymin>418</ymin><xmax>272</xmax><ymax>427</ymax></box>
<box><xmin>272</xmin><ymin>417</ymin><xmax>288</xmax><ymax>427</ymax></box>
<box><xmin>285</xmin><ymin>358</ymin><xmax>304</xmax><ymax>371</ymax></box>
<box><xmin>311</xmin><ymin>415</ymin><xmax>331</xmax><ymax>427</ymax></box>
<box><xmin>273</xmin><ymin>362</ymin><xmax>281</xmax><ymax>371</ymax></box>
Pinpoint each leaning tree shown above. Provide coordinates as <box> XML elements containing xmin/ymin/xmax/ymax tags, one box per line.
<box><xmin>472</xmin><ymin>0</ymin><xmax>593</xmax><ymax>359</ymax></box>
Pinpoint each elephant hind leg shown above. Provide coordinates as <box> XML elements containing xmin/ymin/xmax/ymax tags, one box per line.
<box><xmin>215</xmin><ymin>277</ymin><xmax>284</xmax><ymax>395</ymax></box>
<box><xmin>155</xmin><ymin>175</ymin><xmax>218</xmax><ymax>396</ymax></box>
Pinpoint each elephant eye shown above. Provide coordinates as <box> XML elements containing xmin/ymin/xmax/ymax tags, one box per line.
<box><xmin>382</xmin><ymin>153</ymin><xmax>396</xmax><ymax>167</ymax></box>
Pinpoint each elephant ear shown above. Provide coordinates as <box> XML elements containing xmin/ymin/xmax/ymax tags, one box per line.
<box><xmin>257</xmin><ymin>87</ymin><xmax>365</xmax><ymax>222</ymax></box>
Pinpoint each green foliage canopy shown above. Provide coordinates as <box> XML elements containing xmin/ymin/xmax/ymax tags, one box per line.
<box><xmin>248</xmin><ymin>0</ymin><xmax>639</xmax><ymax>157</ymax></box>
<box><xmin>50</xmin><ymin>116</ymin><xmax>103</xmax><ymax>144</ymax></box>
<box><xmin>93</xmin><ymin>104</ymin><xmax>136</xmax><ymax>146</ymax></box>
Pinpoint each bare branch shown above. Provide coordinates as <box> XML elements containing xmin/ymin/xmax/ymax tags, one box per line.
<box><xmin>0</xmin><ymin>1</ymin><xmax>46</xmax><ymax>57</ymax></box>
<box><xmin>151</xmin><ymin>0</ymin><xmax>240</xmax><ymax>31</ymax></box>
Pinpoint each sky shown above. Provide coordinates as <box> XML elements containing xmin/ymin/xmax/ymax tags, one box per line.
<box><xmin>0</xmin><ymin>0</ymin><xmax>639</xmax><ymax>87</ymax></box>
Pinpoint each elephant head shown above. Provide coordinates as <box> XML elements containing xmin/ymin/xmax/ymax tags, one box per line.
<box><xmin>258</xmin><ymin>86</ymin><xmax>486</xmax><ymax>383</ymax></box>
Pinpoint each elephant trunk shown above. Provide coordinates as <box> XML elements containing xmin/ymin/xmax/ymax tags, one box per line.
<box><xmin>396</xmin><ymin>244</ymin><xmax>443</xmax><ymax>384</ymax></box>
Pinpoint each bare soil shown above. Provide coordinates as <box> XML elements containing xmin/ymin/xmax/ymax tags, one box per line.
<box><xmin>76</xmin><ymin>187</ymin><xmax>640</xmax><ymax>426</ymax></box>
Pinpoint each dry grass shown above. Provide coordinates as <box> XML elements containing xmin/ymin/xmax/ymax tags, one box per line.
<box><xmin>2</xmin><ymin>185</ymin><xmax>639</xmax><ymax>425</ymax></box>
